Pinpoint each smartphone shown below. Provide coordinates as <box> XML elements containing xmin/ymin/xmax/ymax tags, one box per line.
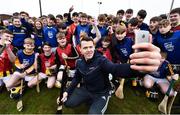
<box><xmin>134</xmin><ymin>30</ymin><xmax>150</xmax><ymax>52</ymax></box>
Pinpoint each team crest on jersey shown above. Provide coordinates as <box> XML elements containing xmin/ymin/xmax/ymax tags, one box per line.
<box><xmin>121</xmin><ymin>48</ymin><xmax>128</xmax><ymax>56</ymax></box>
<box><xmin>48</xmin><ymin>31</ymin><xmax>53</xmax><ymax>38</ymax></box>
<box><xmin>23</xmin><ymin>59</ymin><xmax>29</xmax><ymax>67</ymax></box>
<box><xmin>164</xmin><ymin>42</ymin><xmax>174</xmax><ymax>51</ymax></box>
<box><xmin>21</xmin><ymin>29</ymin><xmax>25</xmax><ymax>33</ymax></box>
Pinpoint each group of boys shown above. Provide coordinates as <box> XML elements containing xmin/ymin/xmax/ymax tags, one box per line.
<box><xmin>0</xmin><ymin>6</ymin><xmax>179</xmax><ymax>114</ymax></box>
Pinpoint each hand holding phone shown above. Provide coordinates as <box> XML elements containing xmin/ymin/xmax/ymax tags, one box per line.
<box><xmin>130</xmin><ymin>30</ymin><xmax>161</xmax><ymax>72</ymax></box>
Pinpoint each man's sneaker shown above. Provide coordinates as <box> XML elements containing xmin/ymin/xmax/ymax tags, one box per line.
<box><xmin>55</xmin><ymin>80</ymin><xmax>61</xmax><ymax>88</ymax></box>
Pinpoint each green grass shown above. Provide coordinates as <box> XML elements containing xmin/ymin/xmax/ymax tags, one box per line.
<box><xmin>0</xmin><ymin>81</ymin><xmax>180</xmax><ymax>114</ymax></box>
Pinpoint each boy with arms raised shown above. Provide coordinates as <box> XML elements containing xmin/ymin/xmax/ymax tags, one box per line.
<box><xmin>6</xmin><ymin>38</ymin><xmax>38</xmax><ymax>89</ymax></box>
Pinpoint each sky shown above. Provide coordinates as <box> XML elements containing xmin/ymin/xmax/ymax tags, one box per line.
<box><xmin>0</xmin><ymin>0</ymin><xmax>180</xmax><ymax>23</ymax></box>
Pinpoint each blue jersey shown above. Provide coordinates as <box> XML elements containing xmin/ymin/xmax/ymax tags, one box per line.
<box><xmin>153</xmin><ymin>31</ymin><xmax>180</xmax><ymax>64</ymax></box>
<box><xmin>115</xmin><ymin>37</ymin><xmax>134</xmax><ymax>63</ymax></box>
<box><xmin>139</xmin><ymin>22</ymin><xmax>149</xmax><ymax>31</ymax></box>
<box><xmin>149</xmin><ymin>60</ymin><xmax>170</xmax><ymax>79</ymax></box>
<box><xmin>32</xmin><ymin>29</ymin><xmax>44</xmax><ymax>48</ymax></box>
<box><xmin>15</xmin><ymin>50</ymin><xmax>36</xmax><ymax>74</ymax></box>
<box><xmin>43</xmin><ymin>26</ymin><xmax>58</xmax><ymax>47</ymax></box>
<box><xmin>95</xmin><ymin>25</ymin><xmax>108</xmax><ymax>48</ymax></box>
<box><xmin>74</xmin><ymin>24</ymin><xmax>92</xmax><ymax>45</ymax></box>
<box><xmin>151</xmin><ymin>30</ymin><xmax>160</xmax><ymax>41</ymax></box>
<box><xmin>8</xmin><ymin>25</ymin><xmax>29</xmax><ymax>48</ymax></box>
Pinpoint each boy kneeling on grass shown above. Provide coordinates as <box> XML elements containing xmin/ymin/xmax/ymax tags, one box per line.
<box><xmin>28</xmin><ymin>42</ymin><xmax>58</xmax><ymax>89</ymax></box>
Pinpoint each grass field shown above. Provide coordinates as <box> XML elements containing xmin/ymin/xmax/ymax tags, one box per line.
<box><xmin>0</xmin><ymin>81</ymin><xmax>180</xmax><ymax>114</ymax></box>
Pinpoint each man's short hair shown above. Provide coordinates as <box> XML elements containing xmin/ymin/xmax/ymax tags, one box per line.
<box><xmin>12</xmin><ymin>12</ymin><xmax>20</xmax><ymax>17</ymax></box>
<box><xmin>56</xmin><ymin>32</ymin><xmax>65</xmax><ymax>39</ymax></box>
<box><xmin>126</xmin><ymin>9</ymin><xmax>133</xmax><ymax>14</ymax></box>
<box><xmin>112</xmin><ymin>17</ymin><xmax>120</xmax><ymax>24</ymax></box>
<box><xmin>170</xmin><ymin>7</ymin><xmax>180</xmax><ymax>15</ymax></box>
<box><xmin>0</xmin><ymin>29</ymin><xmax>13</xmax><ymax>36</ymax></box>
<box><xmin>159</xmin><ymin>14</ymin><xmax>167</xmax><ymax>20</ymax></box>
<box><xmin>117</xmin><ymin>9</ymin><xmax>125</xmax><ymax>15</ymax></box>
<box><xmin>20</xmin><ymin>11</ymin><xmax>29</xmax><ymax>17</ymax></box>
<box><xmin>98</xmin><ymin>14</ymin><xmax>106</xmax><ymax>21</ymax></box>
<box><xmin>150</xmin><ymin>16</ymin><xmax>162</xmax><ymax>22</ymax></box>
<box><xmin>24</xmin><ymin>38</ymin><xmax>35</xmax><ymax>45</ymax></box>
<box><xmin>12</xmin><ymin>16</ymin><xmax>20</xmax><ymax>21</ymax></box>
<box><xmin>57</xmin><ymin>22</ymin><xmax>67</xmax><ymax>29</ymax></box>
<box><xmin>159</xmin><ymin>19</ymin><xmax>170</xmax><ymax>27</ymax></box>
<box><xmin>102</xmin><ymin>36</ymin><xmax>111</xmax><ymax>42</ymax></box>
<box><xmin>63</xmin><ymin>13</ymin><xmax>69</xmax><ymax>18</ymax></box>
<box><xmin>80</xmin><ymin>13</ymin><xmax>88</xmax><ymax>18</ymax></box>
<box><xmin>137</xmin><ymin>9</ymin><xmax>147</xmax><ymax>19</ymax></box>
<box><xmin>80</xmin><ymin>37</ymin><xmax>94</xmax><ymax>47</ymax></box>
<box><xmin>87</xmin><ymin>15</ymin><xmax>92</xmax><ymax>20</ymax></box>
<box><xmin>128</xmin><ymin>17</ymin><xmax>138</xmax><ymax>26</ymax></box>
<box><xmin>42</xmin><ymin>42</ymin><xmax>52</xmax><ymax>48</ymax></box>
<box><xmin>115</xmin><ymin>25</ymin><xmax>127</xmax><ymax>34</ymax></box>
<box><xmin>56</xmin><ymin>14</ymin><xmax>63</xmax><ymax>20</ymax></box>
<box><xmin>72</xmin><ymin>12</ymin><xmax>79</xmax><ymax>17</ymax></box>
<box><xmin>48</xmin><ymin>14</ymin><xmax>56</xmax><ymax>22</ymax></box>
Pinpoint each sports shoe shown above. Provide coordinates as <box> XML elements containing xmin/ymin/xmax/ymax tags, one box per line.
<box><xmin>9</xmin><ymin>86</ymin><xmax>22</xmax><ymax>100</ymax></box>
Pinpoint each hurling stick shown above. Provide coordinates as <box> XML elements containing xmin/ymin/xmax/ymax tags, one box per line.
<box><xmin>158</xmin><ymin>64</ymin><xmax>179</xmax><ymax>114</ymax></box>
<box><xmin>16</xmin><ymin>79</ymin><xmax>24</xmax><ymax>111</ymax></box>
<box><xmin>56</xmin><ymin>59</ymin><xmax>68</xmax><ymax>114</ymax></box>
<box><xmin>36</xmin><ymin>73</ymin><xmax>40</xmax><ymax>93</ymax></box>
